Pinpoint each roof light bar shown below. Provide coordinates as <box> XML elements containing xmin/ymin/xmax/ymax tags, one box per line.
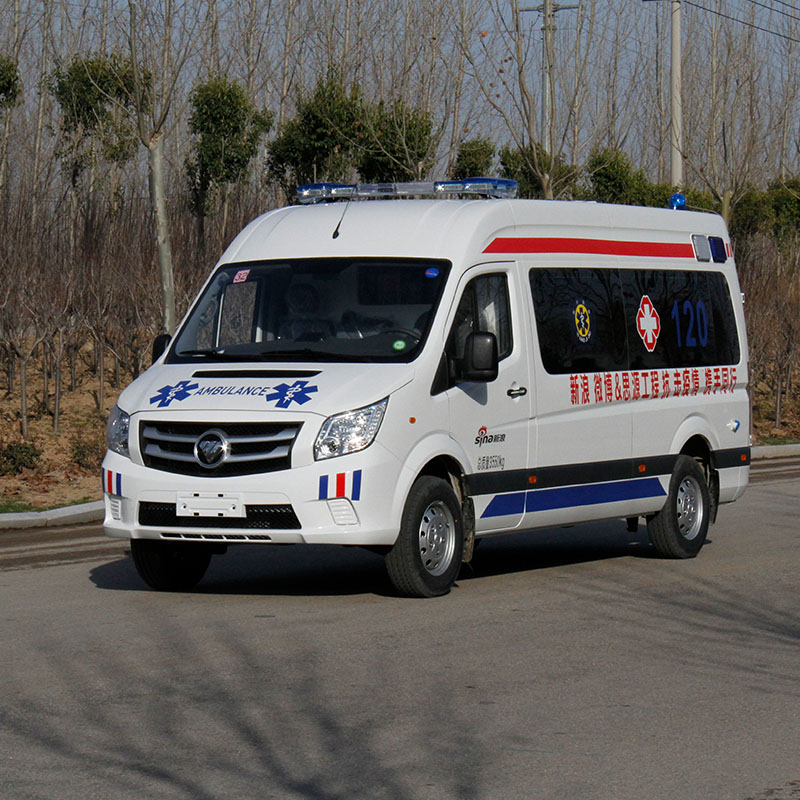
<box><xmin>296</xmin><ymin>177</ymin><xmax>518</xmax><ymax>203</ymax></box>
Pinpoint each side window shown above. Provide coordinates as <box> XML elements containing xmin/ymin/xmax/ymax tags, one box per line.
<box><xmin>529</xmin><ymin>268</ymin><xmax>626</xmax><ymax>374</ymax></box>
<box><xmin>621</xmin><ymin>270</ymin><xmax>740</xmax><ymax>369</ymax></box>
<box><xmin>446</xmin><ymin>273</ymin><xmax>512</xmax><ymax>362</ymax></box>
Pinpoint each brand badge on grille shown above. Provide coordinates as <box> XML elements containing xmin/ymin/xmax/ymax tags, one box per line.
<box><xmin>194</xmin><ymin>430</ymin><xmax>230</xmax><ymax>468</ymax></box>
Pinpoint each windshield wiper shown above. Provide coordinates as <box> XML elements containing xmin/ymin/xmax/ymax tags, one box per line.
<box><xmin>175</xmin><ymin>348</ymin><xmax>257</xmax><ymax>361</ymax></box>
<box><xmin>259</xmin><ymin>348</ymin><xmax>357</xmax><ymax>362</ymax></box>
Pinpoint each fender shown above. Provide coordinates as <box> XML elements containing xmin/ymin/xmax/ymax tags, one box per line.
<box><xmin>389</xmin><ymin>432</ymin><xmax>470</xmax><ymax>528</ymax></box>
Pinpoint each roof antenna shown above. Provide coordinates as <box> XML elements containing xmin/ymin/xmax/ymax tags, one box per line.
<box><xmin>331</xmin><ymin>196</ymin><xmax>350</xmax><ymax>239</ymax></box>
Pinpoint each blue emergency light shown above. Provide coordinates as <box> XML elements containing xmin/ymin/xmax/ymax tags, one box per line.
<box><xmin>669</xmin><ymin>192</ymin><xmax>687</xmax><ymax>210</ymax></box>
<box><xmin>296</xmin><ymin>178</ymin><xmax>518</xmax><ymax>203</ymax></box>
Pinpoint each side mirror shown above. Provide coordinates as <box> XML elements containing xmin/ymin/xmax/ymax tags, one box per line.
<box><xmin>152</xmin><ymin>333</ymin><xmax>171</xmax><ymax>363</ymax></box>
<box><xmin>460</xmin><ymin>331</ymin><xmax>498</xmax><ymax>382</ymax></box>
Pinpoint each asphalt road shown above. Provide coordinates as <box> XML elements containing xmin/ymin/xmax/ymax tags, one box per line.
<box><xmin>1</xmin><ymin>460</ymin><xmax>799</xmax><ymax>800</ymax></box>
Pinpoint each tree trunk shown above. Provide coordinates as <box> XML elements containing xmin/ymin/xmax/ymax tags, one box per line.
<box><xmin>7</xmin><ymin>348</ymin><xmax>15</xmax><ymax>395</ymax></box>
<box><xmin>19</xmin><ymin>355</ymin><xmax>28</xmax><ymax>439</ymax></box>
<box><xmin>53</xmin><ymin>331</ymin><xmax>62</xmax><ymax>434</ymax></box>
<box><xmin>41</xmin><ymin>343</ymin><xmax>50</xmax><ymax>415</ymax></box>
<box><xmin>148</xmin><ymin>135</ymin><xmax>176</xmax><ymax>334</ymax></box>
<box><xmin>68</xmin><ymin>344</ymin><xmax>77</xmax><ymax>391</ymax></box>
<box><xmin>95</xmin><ymin>335</ymin><xmax>105</xmax><ymax>411</ymax></box>
<box><xmin>720</xmin><ymin>189</ymin><xmax>733</xmax><ymax>228</ymax></box>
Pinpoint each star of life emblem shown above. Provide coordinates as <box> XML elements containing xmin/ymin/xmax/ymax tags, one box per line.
<box><xmin>149</xmin><ymin>380</ymin><xmax>199</xmax><ymax>407</ymax></box>
<box><xmin>265</xmin><ymin>380</ymin><xmax>319</xmax><ymax>408</ymax></box>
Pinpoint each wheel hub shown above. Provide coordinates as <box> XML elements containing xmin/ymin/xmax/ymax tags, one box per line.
<box><xmin>417</xmin><ymin>501</ymin><xmax>456</xmax><ymax>576</ymax></box>
<box><xmin>676</xmin><ymin>476</ymin><xmax>703</xmax><ymax>540</ymax></box>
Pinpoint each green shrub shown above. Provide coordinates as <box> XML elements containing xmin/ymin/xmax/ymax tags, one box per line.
<box><xmin>0</xmin><ymin>442</ymin><xmax>42</xmax><ymax>475</ymax></box>
<box><xmin>71</xmin><ymin>435</ymin><xmax>106</xmax><ymax>471</ymax></box>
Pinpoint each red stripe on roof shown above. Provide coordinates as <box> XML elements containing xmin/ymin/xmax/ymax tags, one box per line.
<box><xmin>482</xmin><ymin>237</ymin><xmax>695</xmax><ymax>258</ymax></box>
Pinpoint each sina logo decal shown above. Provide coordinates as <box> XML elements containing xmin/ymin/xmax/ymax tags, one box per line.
<box><xmin>475</xmin><ymin>426</ymin><xmax>506</xmax><ymax>447</ymax></box>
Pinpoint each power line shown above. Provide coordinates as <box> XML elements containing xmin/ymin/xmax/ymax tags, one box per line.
<box><xmin>684</xmin><ymin>1</ymin><xmax>800</xmax><ymax>43</ymax></box>
<box><xmin>772</xmin><ymin>0</ymin><xmax>800</xmax><ymax>13</ymax></box>
<box><xmin>747</xmin><ymin>0</ymin><xmax>800</xmax><ymax>25</ymax></box>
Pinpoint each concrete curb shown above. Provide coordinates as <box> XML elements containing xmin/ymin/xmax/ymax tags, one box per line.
<box><xmin>0</xmin><ymin>500</ymin><xmax>104</xmax><ymax>530</ymax></box>
<box><xmin>750</xmin><ymin>444</ymin><xmax>800</xmax><ymax>459</ymax></box>
<box><xmin>0</xmin><ymin>445</ymin><xmax>797</xmax><ymax>531</ymax></box>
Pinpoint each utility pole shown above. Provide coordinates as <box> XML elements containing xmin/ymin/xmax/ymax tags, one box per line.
<box><xmin>670</xmin><ymin>0</ymin><xmax>683</xmax><ymax>188</ymax></box>
<box><xmin>521</xmin><ymin>0</ymin><xmax>578</xmax><ymax>159</ymax></box>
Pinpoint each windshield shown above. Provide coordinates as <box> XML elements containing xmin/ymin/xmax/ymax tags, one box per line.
<box><xmin>168</xmin><ymin>258</ymin><xmax>450</xmax><ymax>364</ymax></box>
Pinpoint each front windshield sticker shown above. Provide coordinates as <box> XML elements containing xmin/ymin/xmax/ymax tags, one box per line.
<box><xmin>425</xmin><ymin>267</ymin><xmax>440</xmax><ymax>278</ymax></box>
<box><xmin>392</xmin><ymin>340</ymin><xmax>406</xmax><ymax>351</ymax></box>
<box><xmin>265</xmin><ymin>380</ymin><xmax>318</xmax><ymax>408</ymax></box>
<box><xmin>232</xmin><ymin>269</ymin><xmax>250</xmax><ymax>283</ymax></box>
<box><xmin>150</xmin><ymin>380</ymin><xmax>200</xmax><ymax>407</ymax></box>
<box><xmin>148</xmin><ymin>379</ymin><xmax>320</xmax><ymax>408</ymax></box>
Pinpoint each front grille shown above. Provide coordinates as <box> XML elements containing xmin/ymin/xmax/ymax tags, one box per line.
<box><xmin>139</xmin><ymin>501</ymin><xmax>301</xmax><ymax>530</ymax></box>
<box><xmin>140</xmin><ymin>420</ymin><xmax>302</xmax><ymax>477</ymax></box>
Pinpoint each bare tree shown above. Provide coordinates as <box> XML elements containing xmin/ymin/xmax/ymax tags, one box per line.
<box><xmin>125</xmin><ymin>0</ymin><xmax>201</xmax><ymax>334</ymax></box>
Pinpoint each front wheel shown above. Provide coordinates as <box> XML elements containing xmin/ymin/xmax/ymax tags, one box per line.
<box><xmin>130</xmin><ymin>539</ymin><xmax>212</xmax><ymax>591</ymax></box>
<box><xmin>385</xmin><ymin>476</ymin><xmax>464</xmax><ymax>597</ymax></box>
<box><xmin>647</xmin><ymin>455</ymin><xmax>710</xmax><ymax>558</ymax></box>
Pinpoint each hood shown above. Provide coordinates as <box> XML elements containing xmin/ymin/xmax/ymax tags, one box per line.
<box><xmin>117</xmin><ymin>362</ymin><xmax>414</xmax><ymax>419</ymax></box>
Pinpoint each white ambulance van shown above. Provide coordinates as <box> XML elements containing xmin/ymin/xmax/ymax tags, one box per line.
<box><xmin>103</xmin><ymin>179</ymin><xmax>750</xmax><ymax>597</ymax></box>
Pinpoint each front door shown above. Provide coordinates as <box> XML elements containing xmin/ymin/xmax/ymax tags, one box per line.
<box><xmin>444</xmin><ymin>263</ymin><xmax>531</xmax><ymax>531</ymax></box>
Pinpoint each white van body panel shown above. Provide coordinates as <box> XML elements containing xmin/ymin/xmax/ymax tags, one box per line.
<box><xmin>103</xmin><ymin>198</ymin><xmax>750</xmax><ymax>557</ymax></box>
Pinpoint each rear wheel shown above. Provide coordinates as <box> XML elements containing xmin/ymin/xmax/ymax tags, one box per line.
<box><xmin>385</xmin><ymin>476</ymin><xmax>464</xmax><ymax>597</ymax></box>
<box><xmin>647</xmin><ymin>455</ymin><xmax>710</xmax><ymax>558</ymax></box>
<box><xmin>130</xmin><ymin>539</ymin><xmax>211</xmax><ymax>591</ymax></box>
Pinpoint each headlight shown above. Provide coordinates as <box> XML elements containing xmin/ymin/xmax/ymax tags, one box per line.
<box><xmin>106</xmin><ymin>405</ymin><xmax>130</xmax><ymax>458</ymax></box>
<box><xmin>314</xmin><ymin>398</ymin><xmax>388</xmax><ymax>460</ymax></box>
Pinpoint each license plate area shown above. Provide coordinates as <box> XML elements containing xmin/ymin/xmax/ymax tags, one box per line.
<box><xmin>176</xmin><ymin>492</ymin><xmax>244</xmax><ymax>518</ymax></box>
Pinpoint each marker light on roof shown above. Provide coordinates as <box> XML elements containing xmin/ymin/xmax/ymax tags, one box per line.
<box><xmin>669</xmin><ymin>192</ymin><xmax>687</xmax><ymax>210</ymax></box>
<box><xmin>296</xmin><ymin>183</ymin><xmax>356</xmax><ymax>202</ymax></box>
<box><xmin>296</xmin><ymin>178</ymin><xmax>518</xmax><ymax>203</ymax></box>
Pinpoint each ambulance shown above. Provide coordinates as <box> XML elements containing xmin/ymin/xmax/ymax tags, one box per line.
<box><xmin>103</xmin><ymin>178</ymin><xmax>750</xmax><ymax>597</ymax></box>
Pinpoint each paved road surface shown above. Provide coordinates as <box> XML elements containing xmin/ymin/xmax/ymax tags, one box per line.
<box><xmin>1</xmin><ymin>459</ymin><xmax>798</xmax><ymax>800</ymax></box>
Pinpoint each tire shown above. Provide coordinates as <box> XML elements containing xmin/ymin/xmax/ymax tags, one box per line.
<box><xmin>385</xmin><ymin>476</ymin><xmax>464</xmax><ymax>597</ymax></box>
<box><xmin>130</xmin><ymin>539</ymin><xmax>211</xmax><ymax>591</ymax></box>
<box><xmin>647</xmin><ymin>455</ymin><xmax>710</xmax><ymax>559</ymax></box>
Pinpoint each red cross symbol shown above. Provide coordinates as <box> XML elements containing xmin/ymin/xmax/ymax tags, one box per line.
<box><xmin>636</xmin><ymin>295</ymin><xmax>660</xmax><ymax>352</ymax></box>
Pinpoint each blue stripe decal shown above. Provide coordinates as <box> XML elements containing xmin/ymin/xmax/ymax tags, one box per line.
<box><xmin>351</xmin><ymin>470</ymin><xmax>362</xmax><ymax>501</ymax></box>
<box><xmin>482</xmin><ymin>491</ymin><xmax>527</xmax><ymax>518</ymax></box>
<box><xmin>481</xmin><ymin>478</ymin><xmax>665</xmax><ymax>519</ymax></box>
<box><xmin>116</xmin><ymin>473</ymin><xmax>122</xmax><ymax>497</ymax></box>
<box><xmin>318</xmin><ymin>475</ymin><xmax>329</xmax><ymax>500</ymax></box>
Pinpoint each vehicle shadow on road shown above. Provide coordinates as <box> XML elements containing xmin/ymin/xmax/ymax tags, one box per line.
<box><xmin>460</xmin><ymin>519</ymin><xmax>664</xmax><ymax>583</ymax></box>
<box><xmin>89</xmin><ymin>544</ymin><xmax>396</xmax><ymax>597</ymax></box>
<box><xmin>89</xmin><ymin>519</ymin><xmax>664</xmax><ymax>597</ymax></box>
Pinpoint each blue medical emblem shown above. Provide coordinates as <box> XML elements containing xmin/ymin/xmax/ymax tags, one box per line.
<box><xmin>150</xmin><ymin>380</ymin><xmax>199</xmax><ymax>407</ymax></box>
<box><xmin>266</xmin><ymin>380</ymin><xmax>319</xmax><ymax>408</ymax></box>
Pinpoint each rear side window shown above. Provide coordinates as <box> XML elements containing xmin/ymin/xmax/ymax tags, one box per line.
<box><xmin>529</xmin><ymin>267</ymin><xmax>740</xmax><ymax>374</ymax></box>
<box><xmin>529</xmin><ymin>268</ymin><xmax>626</xmax><ymax>374</ymax></box>
<box><xmin>621</xmin><ymin>270</ymin><xmax>740</xmax><ymax>369</ymax></box>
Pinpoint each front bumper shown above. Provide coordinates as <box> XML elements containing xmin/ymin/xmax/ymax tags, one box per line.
<box><xmin>101</xmin><ymin>446</ymin><xmax>403</xmax><ymax>547</ymax></box>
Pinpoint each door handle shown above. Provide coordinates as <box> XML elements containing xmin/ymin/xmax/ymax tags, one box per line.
<box><xmin>507</xmin><ymin>386</ymin><xmax>527</xmax><ymax>398</ymax></box>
